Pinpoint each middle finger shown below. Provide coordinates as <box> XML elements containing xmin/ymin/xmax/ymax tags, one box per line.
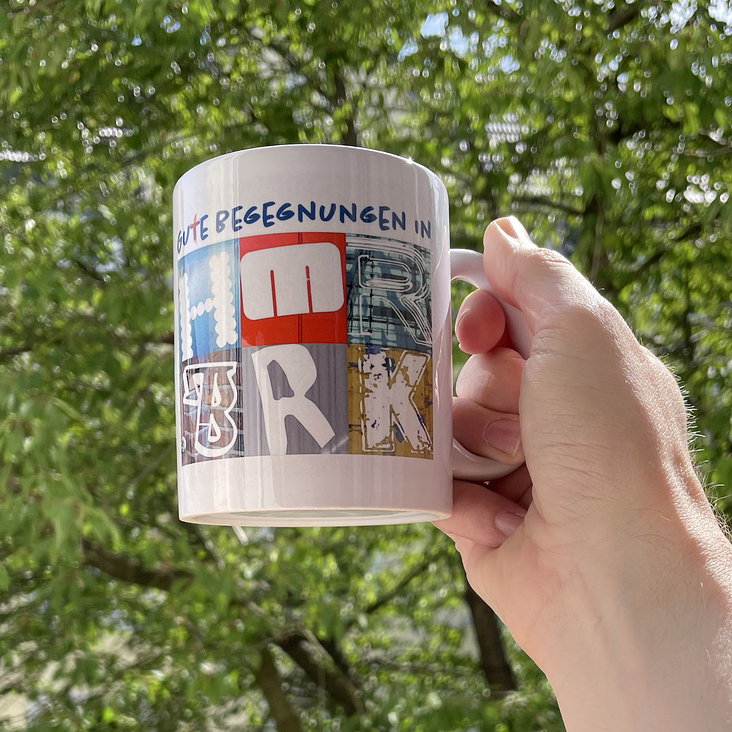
<box><xmin>455</xmin><ymin>347</ymin><xmax>524</xmax><ymax>413</ymax></box>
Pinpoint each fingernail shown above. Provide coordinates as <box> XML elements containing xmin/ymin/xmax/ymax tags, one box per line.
<box><xmin>455</xmin><ymin>305</ymin><xmax>472</xmax><ymax>350</ymax></box>
<box><xmin>455</xmin><ymin>304</ymin><xmax>472</xmax><ymax>332</ymax></box>
<box><xmin>494</xmin><ymin>216</ymin><xmax>535</xmax><ymax>247</ymax></box>
<box><xmin>495</xmin><ymin>512</ymin><xmax>524</xmax><ymax>538</ymax></box>
<box><xmin>483</xmin><ymin>419</ymin><xmax>522</xmax><ymax>456</ymax></box>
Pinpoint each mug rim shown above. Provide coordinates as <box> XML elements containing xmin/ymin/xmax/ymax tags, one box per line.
<box><xmin>173</xmin><ymin>143</ymin><xmax>443</xmax><ymax>194</ymax></box>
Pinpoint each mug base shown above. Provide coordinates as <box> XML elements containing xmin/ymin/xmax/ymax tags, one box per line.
<box><xmin>180</xmin><ymin>508</ymin><xmax>448</xmax><ymax>527</ymax></box>
<box><xmin>177</xmin><ymin>454</ymin><xmax>453</xmax><ymax>527</ymax></box>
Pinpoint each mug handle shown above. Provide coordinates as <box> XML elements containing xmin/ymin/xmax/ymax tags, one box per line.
<box><xmin>449</xmin><ymin>249</ymin><xmax>533</xmax><ymax>481</ymax></box>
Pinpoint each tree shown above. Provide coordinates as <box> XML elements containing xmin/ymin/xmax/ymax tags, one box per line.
<box><xmin>0</xmin><ymin>0</ymin><xmax>730</xmax><ymax>729</ymax></box>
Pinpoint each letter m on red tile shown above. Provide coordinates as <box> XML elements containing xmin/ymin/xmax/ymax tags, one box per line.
<box><xmin>239</xmin><ymin>232</ymin><xmax>347</xmax><ymax>346</ymax></box>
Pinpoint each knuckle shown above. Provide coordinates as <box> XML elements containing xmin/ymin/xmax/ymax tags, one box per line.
<box><xmin>642</xmin><ymin>348</ymin><xmax>690</xmax><ymax>425</ymax></box>
<box><xmin>544</xmin><ymin>298</ymin><xmax>620</xmax><ymax>339</ymax></box>
<box><xmin>455</xmin><ymin>355</ymin><xmax>495</xmax><ymax>398</ymax></box>
<box><xmin>451</xmin><ymin>396</ymin><xmax>474</xmax><ymax>421</ymax></box>
<box><xmin>522</xmin><ymin>247</ymin><xmax>575</xmax><ymax>279</ymax></box>
<box><xmin>519</xmin><ymin>248</ymin><xmax>620</xmax><ymax>327</ymax></box>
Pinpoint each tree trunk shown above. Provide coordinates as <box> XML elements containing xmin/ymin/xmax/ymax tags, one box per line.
<box><xmin>253</xmin><ymin>645</ymin><xmax>303</xmax><ymax>732</ymax></box>
<box><xmin>462</xmin><ymin>570</ymin><xmax>516</xmax><ymax>692</ymax></box>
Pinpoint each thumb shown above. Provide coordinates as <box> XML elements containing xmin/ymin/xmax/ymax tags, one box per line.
<box><xmin>482</xmin><ymin>217</ymin><xmax>606</xmax><ymax>333</ymax></box>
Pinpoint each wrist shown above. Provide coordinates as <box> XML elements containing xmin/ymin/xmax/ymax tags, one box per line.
<box><xmin>547</xmin><ymin>507</ymin><xmax>732</xmax><ymax>731</ymax></box>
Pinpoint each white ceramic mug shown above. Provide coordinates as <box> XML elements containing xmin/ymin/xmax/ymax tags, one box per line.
<box><xmin>173</xmin><ymin>145</ymin><xmax>531</xmax><ymax>526</ymax></box>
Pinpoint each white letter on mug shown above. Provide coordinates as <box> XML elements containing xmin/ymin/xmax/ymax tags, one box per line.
<box><xmin>360</xmin><ymin>349</ymin><xmax>432</xmax><ymax>453</ymax></box>
<box><xmin>179</xmin><ymin>251</ymin><xmax>238</xmax><ymax>361</ymax></box>
<box><xmin>240</xmin><ymin>242</ymin><xmax>344</xmax><ymax>320</ymax></box>
<box><xmin>182</xmin><ymin>362</ymin><xmax>239</xmax><ymax>458</ymax></box>
<box><xmin>351</xmin><ymin>241</ymin><xmax>431</xmax><ymax>347</ymax></box>
<box><xmin>252</xmin><ymin>345</ymin><xmax>336</xmax><ymax>454</ymax></box>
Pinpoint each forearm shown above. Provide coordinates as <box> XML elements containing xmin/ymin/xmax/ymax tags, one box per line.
<box><xmin>550</xmin><ymin>523</ymin><xmax>732</xmax><ymax>732</ymax></box>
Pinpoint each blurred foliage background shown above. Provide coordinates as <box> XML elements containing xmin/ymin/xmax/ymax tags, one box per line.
<box><xmin>1</xmin><ymin>0</ymin><xmax>731</xmax><ymax>729</ymax></box>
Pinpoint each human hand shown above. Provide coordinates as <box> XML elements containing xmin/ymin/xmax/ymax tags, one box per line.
<box><xmin>436</xmin><ymin>217</ymin><xmax>732</xmax><ymax>731</ymax></box>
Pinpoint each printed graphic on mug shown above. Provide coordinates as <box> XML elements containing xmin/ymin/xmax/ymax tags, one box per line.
<box><xmin>178</xmin><ymin>232</ymin><xmax>432</xmax><ymax>464</ymax></box>
<box><xmin>347</xmin><ymin>344</ymin><xmax>433</xmax><ymax>459</ymax></box>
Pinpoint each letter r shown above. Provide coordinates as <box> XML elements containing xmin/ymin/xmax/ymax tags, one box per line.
<box><xmin>251</xmin><ymin>345</ymin><xmax>335</xmax><ymax>454</ymax></box>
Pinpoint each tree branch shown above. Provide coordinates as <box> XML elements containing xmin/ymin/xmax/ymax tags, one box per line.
<box><xmin>83</xmin><ymin>529</ymin><xmax>359</xmax><ymax>722</ymax></box>
<box><xmin>125</xmin><ymin>445</ymin><xmax>174</xmax><ymax>491</ymax></box>
<box><xmin>8</xmin><ymin>0</ymin><xmax>64</xmax><ymax>18</ymax></box>
<box><xmin>277</xmin><ymin>634</ymin><xmax>362</xmax><ymax>715</ymax></box>
<box><xmin>0</xmin><ymin>344</ymin><xmax>33</xmax><ymax>361</ymax></box>
<box><xmin>681</xmin><ymin>265</ymin><xmax>696</xmax><ymax>367</ymax></box>
<box><xmin>245</xmin><ymin>26</ymin><xmax>332</xmax><ymax>108</ymax></box>
<box><xmin>71</xmin><ymin>258</ymin><xmax>106</xmax><ymax>284</ymax></box>
<box><xmin>693</xmin><ymin>130</ymin><xmax>732</xmax><ymax>156</ymax></box>
<box><xmin>620</xmin><ymin>247</ymin><xmax>667</xmax><ymax>282</ymax></box>
<box><xmin>253</xmin><ymin>645</ymin><xmax>304</xmax><ymax>732</ymax></box>
<box><xmin>333</xmin><ymin>69</ymin><xmax>359</xmax><ymax>147</ymax></box>
<box><xmin>512</xmin><ymin>195</ymin><xmax>585</xmax><ymax>216</ymax></box>
<box><xmin>82</xmin><ymin>540</ymin><xmax>191</xmax><ymax>592</ymax></box>
<box><xmin>359</xmin><ymin>652</ymin><xmax>482</xmax><ymax>677</ymax></box>
<box><xmin>319</xmin><ymin>636</ymin><xmax>354</xmax><ymax>678</ymax></box>
<box><xmin>364</xmin><ymin>553</ymin><xmax>439</xmax><ymax>616</ymax></box>
<box><xmin>607</xmin><ymin>3</ymin><xmax>643</xmax><ymax>35</ymax></box>
<box><xmin>184</xmin><ymin>523</ymin><xmax>226</xmax><ymax>569</ymax></box>
<box><xmin>589</xmin><ymin>196</ymin><xmax>605</xmax><ymax>284</ymax></box>
<box><xmin>485</xmin><ymin>0</ymin><xmax>521</xmax><ymax>23</ymax></box>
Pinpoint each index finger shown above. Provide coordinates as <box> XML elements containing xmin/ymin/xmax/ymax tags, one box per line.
<box><xmin>455</xmin><ymin>288</ymin><xmax>511</xmax><ymax>355</ymax></box>
<box><xmin>482</xmin><ymin>217</ymin><xmax>607</xmax><ymax>332</ymax></box>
